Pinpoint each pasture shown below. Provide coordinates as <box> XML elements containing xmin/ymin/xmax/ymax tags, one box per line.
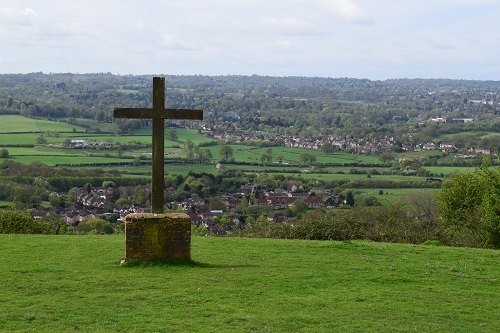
<box><xmin>0</xmin><ymin>115</ymin><xmax>87</xmax><ymax>133</ymax></box>
<box><xmin>1</xmin><ymin>234</ymin><xmax>499</xmax><ymax>332</ymax></box>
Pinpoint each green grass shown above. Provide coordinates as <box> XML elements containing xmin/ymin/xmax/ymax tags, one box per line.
<box><xmin>33</xmin><ymin>119</ymin><xmax>86</xmax><ymax>132</ymax></box>
<box><xmin>8</xmin><ymin>155</ymin><xmax>128</xmax><ymax>166</ymax></box>
<box><xmin>1</xmin><ymin>235</ymin><xmax>499</xmax><ymax>332</ymax></box>
<box><xmin>0</xmin><ymin>115</ymin><xmax>87</xmax><ymax>133</ymax></box>
<box><xmin>0</xmin><ymin>115</ymin><xmax>40</xmax><ymax>132</ymax></box>
<box><xmin>3</xmin><ymin>147</ymin><xmax>76</xmax><ymax>156</ymax></box>
<box><xmin>232</xmin><ymin>147</ymin><xmax>383</xmax><ymax>166</ymax></box>
<box><xmin>0</xmin><ymin>133</ymin><xmax>41</xmax><ymax>145</ymax></box>
<box><xmin>439</xmin><ymin>131</ymin><xmax>500</xmax><ymax>140</ymax></box>
<box><xmin>130</xmin><ymin>128</ymin><xmax>215</xmax><ymax>146</ymax></box>
<box><xmin>63</xmin><ymin>118</ymin><xmax>117</xmax><ymax>133</ymax></box>
<box><xmin>425</xmin><ymin>166</ymin><xmax>476</xmax><ymax>176</ymax></box>
<box><xmin>363</xmin><ymin>188</ymin><xmax>440</xmax><ymax>206</ymax></box>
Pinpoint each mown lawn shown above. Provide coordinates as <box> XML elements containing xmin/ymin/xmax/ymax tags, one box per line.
<box><xmin>1</xmin><ymin>235</ymin><xmax>499</xmax><ymax>332</ymax></box>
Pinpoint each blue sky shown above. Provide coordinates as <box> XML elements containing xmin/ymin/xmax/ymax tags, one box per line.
<box><xmin>1</xmin><ymin>0</ymin><xmax>499</xmax><ymax>80</ymax></box>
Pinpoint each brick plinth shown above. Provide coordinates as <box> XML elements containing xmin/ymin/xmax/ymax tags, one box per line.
<box><xmin>124</xmin><ymin>213</ymin><xmax>191</xmax><ymax>261</ymax></box>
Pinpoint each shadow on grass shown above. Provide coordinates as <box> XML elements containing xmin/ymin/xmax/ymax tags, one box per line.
<box><xmin>119</xmin><ymin>258</ymin><xmax>254</xmax><ymax>269</ymax></box>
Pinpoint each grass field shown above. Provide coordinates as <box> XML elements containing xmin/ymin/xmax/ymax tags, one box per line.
<box><xmin>364</xmin><ymin>188</ymin><xmax>440</xmax><ymax>206</ymax></box>
<box><xmin>0</xmin><ymin>115</ymin><xmax>87</xmax><ymax>133</ymax></box>
<box><xmin>0</xmin><ymin>115</ymin><xmax>40</xmax><ymax>132</ymax></box>
<box><xmin>8</xmin><ymin>155</ymin><xmax>128</xmax><ymax>166</ymax></box>
<box><xmin>439</xmin><ymin>131</ymin><xmax>500</xmax><ymax>140</ymax></box>
<box><xmin>0</xmin><ymin>235</ymin><xmax>499</xmax><ymax>332</ymax></box>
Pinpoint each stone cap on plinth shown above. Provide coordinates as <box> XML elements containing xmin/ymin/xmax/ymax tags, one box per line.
<box><xmin>124</xmin><ymin>212</ymin><xmax>191</xmax><ymax>262</ymax></box>
<box><xmin>124</xmin><ymin>212</ymin><xmax>190</xmax><ymax>222</ymax></box>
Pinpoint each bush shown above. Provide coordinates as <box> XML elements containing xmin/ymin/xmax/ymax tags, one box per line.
<box><xmin>436</xmin><ymin>159</ymin><xmax>500</xmax><ymax>248</ymax></box>
<box><xmin>0</xmin><ymin>149</ymin><xmax>9</xmax><ymax>158</ymax></box>
<box><xmin>76</xmin><ymin>217</ymin><xmax>114</xmax><ymax>234</ymax></box>
<box><xmin>0</xmin><ymin>210</ymin><xmax>53</xmax><ymax>234</ymax></box>
<box><xmin>233</xmin><ymin>204</ymin><xmax>441</xmax><ymax>245</ymax></box>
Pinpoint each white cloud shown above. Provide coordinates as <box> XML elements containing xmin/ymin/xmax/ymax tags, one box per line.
<box><xmin>262</xmin><ymin>16</ymin><xmax>314</xmax><ymax>35</ymax></box>
<box><xmin>272</xmin><ymin>40</ymin><xmax>294</xmax><ymax>51</ymax></box>
<box><xmin>162</xmin><ymin>35</ymin><xmax>197</xmax><ymax>51</ymax></box>
<box><xmin>21</xmin><ymin>7</ymin><xmax>37</xmax><ymax>16</ymax></box>
<box><xmin>427</xmin><ymin>33</ymin><xmax>456</xmax><ymax>51</ymax></box>
<box><xmin>316</xmin><ymin>0</ymin><xmax>374</xmax><ymax>24</ymax></box>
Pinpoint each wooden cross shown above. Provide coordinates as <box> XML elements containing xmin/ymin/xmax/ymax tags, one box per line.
<box><xmin>114</xmin><ymin>77</ymin><xmax>203</xmax><ymax>213</ymax></box>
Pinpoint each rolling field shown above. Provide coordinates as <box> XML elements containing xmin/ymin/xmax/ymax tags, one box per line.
<box><xmin>1</xmin><ymin>234</ymin><xmax>499</xmax><ymax>333</ymax></box>
<box><xmin>8</xmin><ymin>155</ymin><xmax>127</xmax><ymax>166</ymax></box>
<box><xmin>0</xmin><ymin>115</ymin><xmax>40</xmax><ymax>132</ymax></box>
<box><xmin>0</xmin><ymin>115</ymin><xmax>87</xmax><ymax>133</ymax></box>
<box><xmin>364</xmin><ymin>188</ymin><xmax>440</xmax><ymax>206</ymax></box>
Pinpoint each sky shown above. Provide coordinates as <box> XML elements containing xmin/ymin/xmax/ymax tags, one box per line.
<box><xmin>1</xmin><ymin>0</ymin><xmax>500</xmax><ymax>80</ymax></box>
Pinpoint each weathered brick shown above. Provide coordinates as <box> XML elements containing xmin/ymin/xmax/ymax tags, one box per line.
<box><xmin>124</xmin><ymin>213</ymin><xmax>191</xmax><ymax>261</ymax></box>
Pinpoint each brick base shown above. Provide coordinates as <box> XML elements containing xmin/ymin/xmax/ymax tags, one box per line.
<box><xmin>124</xmin><ymin>213</ymin><xmax>191</xmax><ymax>262</ymax></box>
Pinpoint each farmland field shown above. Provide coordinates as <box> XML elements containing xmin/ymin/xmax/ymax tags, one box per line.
<box><xmin>3</xmin><ymin>147</ymin><xmax>76</xmax><ymax>156</ymax></box>
<box><xmin>363</xmin><ymin>188</ymin><xmax>440</xmax><ymax>206</ymax></box>
<box><xmin>0</xmin><ymin>115</ymin><xmax>479</xmax><ymax>206</ymax></box>
<box><xmin>0</xmin><ymin>115</ymin><xmax>87</xmax><ymax>133</ymax></box>
<box><xmin>9</xmin><ymin>155</ymin><xmax>128</xmax><ymax>166</ymax></box>
<box><xmin>0</xmin><ymin>115</ymin><xmax>40</xmax><ymax>132</ymax></box>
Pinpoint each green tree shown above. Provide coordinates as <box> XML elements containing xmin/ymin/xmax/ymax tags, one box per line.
<box><xmin>0</xmin><ymin>149</ymin><xmax>9</xmax><ymax>158</ymax></box>
<box><xmin>218</xmin><ymin>144</ymin><xmax>233</xmax><ymax>162</ymax></box>
<box><xmin>0</xmin><ymin>209</ymin><xmax>52</xmax><ymax>234</ymax></box>
<box><xmin>290</xmin><ymin>198</ymin><xmax>308</xmax><ymax>215</ymax></box>
<box><xmin>76</xmin><ymin>217</ymin><xmax>114</xmax><ymax>234</ymax></box>
<box><xmin>165</xmin><ymin>128</ymin><xmax>178</xmax><ymax>141</ymax></box>
<box><xmin>345</xmin><ymin>192</ymin><xmax>355</xmax><ymax>207</ymax></box>
<box><xmin>299</xmin><ymin>153</ymin><xmax>316</xmax><ymax>165</ymax></box>
<box><xmin>67</xmin><ymin>188</ymin><xmax>77</xmax><ymax>205</ymax></box>
<box><xmin>185</xmin><ymin>138</ymin><xmax>194</xmax><ymax>150</ymax></box>
<box><xmin>259</xmin><ymin>148</ymin><xmax>273</xmax><ymax>166</ymax></box>
<box><xmin>115</xmin><ymin>198</ymin><xmax>129</xmax><ymax>206</ymax></box>
<box><xmin>186</xmin><ymin>147</ymin><xmax>194</xmax><ymax>161</ymax></box>
<box><xmin>203</xmin><ymin>148</ymin><xmax>213</xmax><ymax>162</ymax></box>
<box><xmin>379</xmin><ymin>152</ymin><xmax>394</xmax><ymax>165</ymax></box>
<box><xmin>239</xmin><ymin>196</ymin><xmax>249</xmax><ymax>214</ymax></box>
<box><xmin>102</xmin><ymin>181</ymin><xmax>116</xmax><ymax>188</ymax></box>
<box><xmin>193</xmin><ymin>145</ymin><xmax>202</xmax><ymax>161</ymax></box>
<box><xmin>12</xmin><ymin>186</ymin><xmax>34</xmax><ymax>206</ymax></box>
<box><xmin>96</xmin><ymin>110</ymin><xmax>105</xmax><ymax>122</ymax></box>
<box><xmin>208</xmin><ymin>195</ymin><xmax>226</xmax><ymax>211</ymax></box>
<box><xmin>321</xmin><ymin>142</ymin><xmax>335</xmax><ymax>154</ymax></box>
<box><xmin>437</xmin><ymin>160</ymin><xmax>500</xmax><ymax>248</ymax></box>
<box><xmin>132</xmin><ymin>185</ymin><xmax>148</xmax><ymax>205</ymax></box>
<box><xmin>36</xmin><ymin>135</ymin><xmax>47</xmax><ymax>145</ymax></box>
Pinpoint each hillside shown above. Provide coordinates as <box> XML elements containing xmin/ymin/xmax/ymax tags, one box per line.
<box><xmin>1</xmin><ymin>235</ymin><xmax>499</xmax><ymax>332</ymax></box>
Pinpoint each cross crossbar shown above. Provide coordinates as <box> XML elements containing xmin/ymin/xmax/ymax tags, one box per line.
<box><xmin>113</xmin><ymin>77</ymin><xmax>203</xmax><ymax>213</ymax></box>
<box><xmin>114</xmin><ymin>108</ymin><xmax>203</xmax><ymax>120</ymax></box>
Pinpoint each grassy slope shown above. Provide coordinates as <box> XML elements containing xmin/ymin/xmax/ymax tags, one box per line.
<box><xmin>0</xmin><ymin>235</ymin><xmax>498</xmax><ymax>333</ymax></box>
<box><xmin>0</xmin><ymin>115</ymin><xmax>40</xmax><ymax>132</ymax></box>
<box><xmin>0</xmin><ymin>115</ymin><xmax>87</xmax><ymax>133</ymax></box>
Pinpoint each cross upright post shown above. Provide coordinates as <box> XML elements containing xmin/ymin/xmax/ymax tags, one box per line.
<box><xmin>114</xmin><ymin>77</ymin><xmax>203</xmax><ymax>214</ymax></box>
